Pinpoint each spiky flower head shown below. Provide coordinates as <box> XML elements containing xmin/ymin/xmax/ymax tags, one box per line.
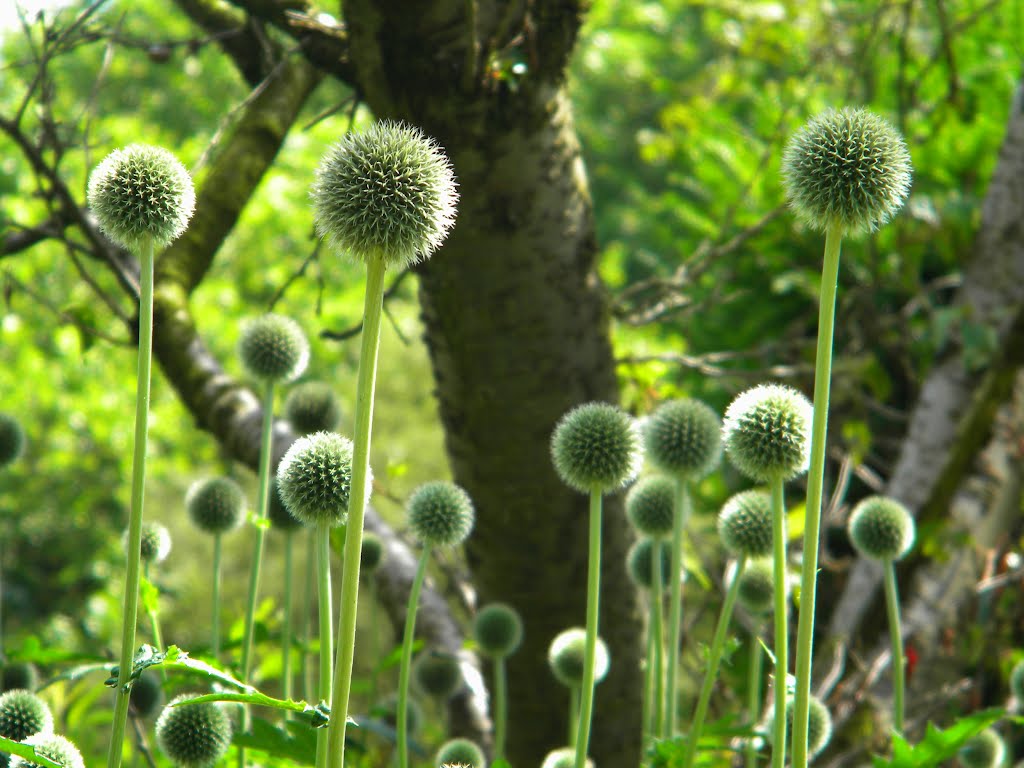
<box><xmin>126</xmin><ymin>521</ymin><xmax>171</xmax><ymax>565</ymax></box>
<box><xmin>1</xmin><ymin>663</ymin><xmax>39</xmax><ymax>693</ymax></box>
<box><xmin>412</xmin><ymin>651</ymin><xmax>463</xmax><ymax>700</ymax></box>
<box><xmin>769</xmin><ymin>696</ymin><xmax>832</xmax><ymax>758</ymax></box>
<box><xmin>284</xmin><ymin>381</ymin><xmax>343</xmax><ymax>435</ymax></box>
<box><xmin>436</xmin><ymin>738</ymin><xmax>486</xmax><ymax>768</ymax></box>
<box><xmin>407</xmin><ymin>481</ymin><xmax>475</xmax><ymax>547</ymax></box>
<box><xmin>129</xmin><ymin>672</ymin><xmax>164</xmax><ymax>719</ymax></box>
<box><xmin>644</xmin><ymin>399</ymin><xmax>722</xmax><ymax>479</ymax></box>
<box><xmin>360</xmin><ymin>532</ymin><xmax>385</xmax><ymax>573</ymax></box>
<box><xmin>627</xmin><ymin>538</ymin><xmax>671</xmax><ymax>590</ymax></box>
<box><xmin>626</xmin><ymin>475</ymin><xmax>676</xmax><ymax>538</ymax></box>
<box><xmin>276</xmin><ymin>431</ymin><xmax>364</xmax><ymax>527</ymax></box>
<box><xmin>377</xmin><ymin>694</ymin><xmax>422</xmax><ymax>734</ymax></box>
<box><xmin>238</xmin><ymin>314</ymin><xmax>309</xmax><ymax>384</ymax></box>
<box><xmin>782</xmin><ymin>107</ymin><xmax>911</xmax><ymax>236</ymax></box>
<box><xmin>548</xmin><ymin>628</ymin><xmax>610</xmax><ymax>688</ymax></box>
<box><xmin>267</xmin><ymin>478</ymin><xmax>303</xmax><ymax>532</ymax></box>
<box><xmin>0</xmin><ymin>690</ymin><xmax>52</xmax><ymax>743</ymax></box>
<box><xmin>722</xmin><ymin>384</ymin><xmax>812</xmax><ymax>482</ymax></box>
<box><xmin>847</xmin><ymin>495</ymin><xmax>915</xmax><ymax>562</ymax></box>
<box><xmin>958</xmin><ymin>729</ymin><xmax>1005</xmax><ymax>768</ymax></box>
<box><xmin>541</xmin><ymin>748</ymin><xmax>594</xmax><ymax>768</ymax></box>
<box><xmin>155</xmin><ymin>694</ymin><xmax>232</xmax><ymax>768</ymax></box>
<box><xmin>718</xmin><ymin>490</ymin><xmax>773</xmax><ymax>559</ymax></box>
<box><xmin>8</xmin><ymin>733</ymin><xmax>83</xmax><ymax>768</ymax></box>
<box><xmin>87</xmin><ymin>144</ymin><xmax>195</xmax><ymax>251</ymax></box>
<box><xmin>472</xmin><ymin>603</ymin><xmax>524</xmax><ymax>659</ymax></box>
<box><xmin>1010</xmin><ymin>659</ymin><xmax>1024</xmax><ymax>703</ymax></box>
<box><xmin>551</xmin><ymin>402</ymin><xmax>643</xmax><ymax>494</ymax></box>
<box><xmin>186</xmin><ymin>476</ymin><xmax>245</xmax><ymax>535</ymax></box>
<box><xmin>736</xmin><ymin>558</ymin><xmax>775</xmax><ymax>615</ymax></box>
<box><xmin>313</xmin><ymin>121</ymin><xmax>458</xmax><ymax>269</ymax></box>
<box><xmin>0</xmin><ymin>414</ymin><xmax>25</xmax><ymax>468</ymax></box>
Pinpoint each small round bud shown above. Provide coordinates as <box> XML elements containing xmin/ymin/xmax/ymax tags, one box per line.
<box><xmin>377</xmin><ymin>694</ymin><xmax>422</xmax><ymax>735</ymax></box>
<box><xmin>959</xmin><ymin>729</ymin><xmax>1005</xmax><ymax>768</ymax></box>
<box><xmin>626</xmin><ymin>475</ymin><xmax>676</xmax><ymax>538</ymax></box>
<box><xmin>360</xmin><ymin>532</ymin><xmax>385</xmax><ymax>573</ymax></box>
<box><xmin>472</xmin><ymin>603</ymin><xmax>524</xmax><ymax>659</ymax></box>
<box><xmin>412</xmin><ymin>650</ymin><xmax>463</xmax><ymax>700</ymax></box>
<box><xmin>541</xmin><ymin>748</ymin><xmax>594</xmax><ymax>768</ymax></box>
<box><xmin>769</xmin><ymin>696</ymin><xmax>832</xmax><ymax>758</ymax></box>
<box><xmin>551</xmin><ymin>402</ymin><xmax>643</xmax><ymax>494</ymax></box>
<box><xmin>644</xmin><ymin>399</ymin><xmax>722</xmax><ymax>479</ymax></box>
<box><xmin>722</xmin><ymin>384</ymin><xmax>812</xmax><ymax>482</ymax></box>
<box><xmin>9</xmin><ymin>733</ymin><xmax>84</xmax><ymax>768</ymax></box>
<box><xmin>186</xmin><ymin>476</ymin><xmax>245</xmax><ymax>535</ymax></box>
<box><xmin>284</xmin><ymin>381</ymin><xmax>343</xmax><ymax>435</ymax></box>
<box><xmin>238</xmin><ymin>314</ymin><xmax>309</xmax><ymax>384</ymax></box>
<box><xmin>0</xmin><ymin>414</ymin><xmax>25</xmax><ymax>468</ymax></box>
<box><xmin>548</xmin><ymin>628</ymin><xmax>610</xmax><ymax>688</ymax></box>
<box><xmin>627</xmin><ymin>538</ymin><xmax>671</xmax><ymax>590</ymax></box>
<box><xmin>736</xmin><ymin>558</ymin><xmax>775</xmax><ymax>615</ymax></box>
<box><xmin>313</xmin><ymin>121</ymin><xmax>458</xmax><ymax>269</ymax></box>
<box><xmin>782</xmin><ymin>108</ymin><xmax>912</xmax><ymax>235</ymax></box>
<box><xmin>267</xmin><ymin>478</ymin><xmax>303</xmax><ymax>532</ymax></box>
<box><xmin>406</xmin><ymin>481</ymin><xmax>474</xmax><ymax>547</ymax></box>
<box><xmin>847</xmin><ymin>495</ymin><xmax>915</xmax><ymax>562</ymax></box>
<box><xmin>1010</xmin><ymin>659</ymin><xmax>1024</xmax><ymax>702</ymax></box>
<box><xmin>0</xmin><ymin>690</ymin><xmax>53</xmax><ymax>742</ymax></box>
<box><xmin>436</xmin><ymin>738</ymin><xmax>486</xmax><ymax>768</ymax></box>
<box><xmin>1</xmin><ymin>664</ymin><xmax>39</xmax><ymax>693</ymax></box>
<box><xmin>155</xmin><ymin>694</ymin><xmax>232</xmax><ymax>768</ymax></box>
<box><xmin>718</xmin><ymin>490</ymin><xmax>773</xmax><ymax>559</ymax></box>
<box><xmin>276</xmin><ymin>432</ymin><xmax>363</xmax><ymax>527</ymax></box>
<box><xmin>129</xmin><ymin>672</ymin><xmax>164</xmax><ymax>719</ymax></box>
<box><xmin>87</xmin><ymin>144</ymin><xmax>195</xmax><ymax>251</ymax></box>
<box><xmin>126</xmin><ymin>522</ymin><xmax>171</xmax><ymax>565</ymax></box>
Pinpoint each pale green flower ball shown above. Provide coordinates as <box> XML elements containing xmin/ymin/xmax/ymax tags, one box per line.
<box><xmin>644</xmin><ymin>398</ymin><xmax>722</xmax><ymax>479</ymax></box>
<box><xmin>284</xmin><ymin>381</ymin><xmax>343</xmax><ymax>435</ymax></box>
<box><xmin>959</xmin><ymin>729</ymin><xmax>1005</xmax><ymax>768</ymax></box>
<box><xmin>436</xmin><ymin>738</ymin><xmax>486</xmax><ymax>768</ymax></box>
<box><xmin>0</xmin><ymin>689</ymin><xmax>53</xmax><ymax>743</ymax></box>
<box><xmin>0</xmin><ymin>413</ymin><xmax>25</xmax><ymax>468</ymax></box>
<box><xmin>548</xmin><ymin>628</ymin><xmax>610</xmax><ymax>688</ymax></box>
<box><xmin>847</xmin><ymin>495</ymin><xmax>915</xmax><ymax>562</ymax></box>
<box><xmin>626</xmin><ymin>475</ymin><xmax>676</xmax><ymax>538</ymax></box>
<box><xmin>276</xmin><ymin>432</ymin><xmax>363</xmax><ymax>527</ymax></box>
<box><xmin>8</xmin><ymin>733</ymin><xmax>83</xmax><ymax>768</ymax></box>
<box><xmin>412</xmin><ymin>651</ymin><xmax>463</xmax><ymax>700</ymax></box>
<box><xmin>736</xmin><ymin>558</ymin><xmax>775</xmax><ymax>615</ymax></box>
<box><xmin>407</xmin><ymin>481</ymin><xmax>474</xmax><ymax>547</ymax></box>
<box><xmin>541</xmin><ymin>748</ymin><xmax>594</xmax><ymax>768</ymax></box>
<box><xmin>722</xmin><ymin>384</ymin><xmax>812</xmax><ymax>482</ymax></box>
<box><xmin>155</xmin><ymin>695</ymin><xmax>232</xmax><ymax>768</ymax></box>
<box><xmin>186</xmin><ymin>476</ymin><xmax>245</xmax><ymax>535</ymax></box>
<box><xmin>627</xmin><ymin>538</ymin><xmax>671</xmax><ymax>590</ymax></box>
<box><xmin>238</xmin><ymin>314</ymin><xmax>309</xmax><ymax>384</ymax></box>
<box><xmin>551</xmin><ymin>402</ymin><xmax>643</xmax><ymax>494</ymax></box>
<box><xmin>472</xmin><ymin>603</ymin><xmax>523</xmax><ymax>659</ymax></box>
<box><xmin>718</xmin><ymin>489</ymin><xmax>773</xmax><ymax>559</ymax></box>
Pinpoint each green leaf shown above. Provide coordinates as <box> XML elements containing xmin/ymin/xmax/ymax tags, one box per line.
<box><xmin>0</xmin><ymin>736</ymin><xmax>64</xmax><ymax>768</ymax></box>
<box><xmin>174</xmin><ymin>691</ymin><xmax>336</xmax><ymax>729</ymax></box>
<box><xmin>232</xmin><ymin>716</ymin><xmax>317</xmax><ymax>765</ymax></box>
<box><xmin>870</xmin><ymin>709</ymin><xmax>1004</xmax><ymax>768</ymax></box>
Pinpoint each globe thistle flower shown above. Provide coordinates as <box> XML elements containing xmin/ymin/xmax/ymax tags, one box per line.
<box><xmin>627</xmin><ymin>538</ymin><xmax>671</xmax><ymax>590</ymax></box>
<box><xmin>406</xmin><ymin>481</ymin><xmax>474</xmax><ymax>548</ymax></box>
<box><xmin>847</xmin><ymin>495</ymin><xmax>915</xmax><ymax>562</ymax></box>
<box><xmin>644</xmin><ymin>399</ymin><xmax>722</xmax><ymax>479</ymax></box>
<box><xmin>0</xmin><ymin>690</ymin><xmax>53</xmax><ymax>743</ymax></box>
<box><xmin>768</xmin><ymin>696</ymin><xmax>832</xmax><ymax>759</ymax></box>
<box><xmin>267</xmin><ymin>478</ymin><xmax>303</xmax><ymax>532</ymax></box>
<box><xmin>8</xmin><ymin>733</ymin><xmax>83</xmax><ymax>768</ymax></box>
<box><xmin>129</xmin><ymin>672</ymin><xmax>163</xmax><ymax>719</ymax></box>
<box><xmin>312</xmin><ymin>121</ymin><xmax>458</xmax><ymax>269</ymax></box>
<box><xmin>541</xmin><ymin>748</ymin><xmax>594</xmax><ymax>768</ymax></box>
<box><xmin>782</xmin><ymin>108</ymin><xmax>912</xmax><ymax>236</ymax></box>
<box><xmin>276</xmin><ymin>431</ymin><xmax>363</xmax><ymax>527</ymax></box>
<box><xmin>958</xmin><ymin>729</ymin><xmax>1005</xmax><ymax>768</ymax></box>
<box><xmin>87</xmin><ymin>144</ymin><xmax>195</xmax><ymax>251</ymax></box>
<box><xmin>186</xmin><ymin>476</ymin><xmax>245</xmax><ymax>535</ymax></box>
<box><xmin>736</xmin><ymin>558</ymin><xmax>775</xmax><ymax>615</ymax></box>
<box><xmin>718</xmin><ymin>490</ymin><xmax>773</xmax><ymax>559</ymax></box>
<box><xmin>551</xmin><ymin>402</ymin><xmax>643</xmax><ymax>494</ymax></box>
<box><xmin>411</xmin><ymin>650</ymin><xmax>463</xmax><ymax>700</ymax></box>
<box><xmin>0</xmin><ymin>414</ymin><xmax>25</xmax><ymax>468</ymax></box>
<box><xmin>722</xmin><ymin>384</ymin><xmax>812</xmax><ymax>482</ymax></box>
<box><xmin>472</xmin><ymin>603</ymin><xmax>523</xmax><ymax>659</ymax></box>
<box><xmin>548</xmin><ymin>628</ymin><xmax>610</xmax><ymax>688</ymax></box>
<box><xmin>238</xmin><ymin>314</ymin><xmax>309</xmax><ymax>384</ymax></box>
<box><xmin>360</xmin><ymin>531</ymin><xmax>385</xmax><ymax>573</ymax></box>
<box><xmin>126</xmin><ymin>521</ymin><xmax>171</xmax><ymax>566</ymax></box>
<box><xmin>155</xmin><ymin>694</ymin><xmax>232</xmax><ymax>768</ymax></box>
<box><xmin>436</xmin><ymin>738</ymin><xmax>486</xmax><ymax>768</ymax></box>
<box><xmin>625</xmin><ymin>475</ymin><xmax>676</xmax><ymax>538</ymax></box>
<box><xmin>1</xmin><ymin>664</ymin><xmax>39</xmax><ymax>693</ymax></box>
<box><xmin>377</xmin><ymin>694</ymin><xmax>423</xmax><ymax>735</ymax></box>
<box><xmin>284</xmin><ymin>381</ymin><xmax>343</xmax><ymax>435</ymax></box>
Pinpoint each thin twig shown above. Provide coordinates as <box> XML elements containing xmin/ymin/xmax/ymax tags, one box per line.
<box><xmin>320</xmin><ymin>269</ymin><xmax>412</xmax><ymax>341</ymax></box>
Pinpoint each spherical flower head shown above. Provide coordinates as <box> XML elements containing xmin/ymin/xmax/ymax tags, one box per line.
<box><xmin>9</xmin><ymin>733</ymin><xmax>83</xmax><ymax>768</ymax></box>
<box><xmin>542</xmin><ymin>748</ymin><xmax>594</xmax><ymax>768</ymax></box>
<box><xmin>626</xmin><ymin>475</ymin><xmax>676</xmax><ymax>538</ymax></box>
<box><xmin>472</xmin><ymin>603</ymin><xmax>524</xmax><ymax>659</ymax></box>
<box><xmin>436</xmin><ymin>738</ymin><xmax>486</xmax><ymax>768</ymax></box>
<box><xmin>284</xmin><ymin>381</ymin><xmax>343</xmax><ymax>435</ymax></box>
<box><xmin>407</xmin><ymin>481</ymin><xmax>474</xmax><ymax>547</ymax></box>
<box><xmin>723</xmin><ymin>384</ymin><xmax>812</xmax><ymax>482</ymax></box>
<box><xmin>548</xmin><ymin>628</ymin><xmax>610</xmax><ymax>688</ymax></box>
<box><xmin>377</xmin><ymin>694</ymin><xmax>422</xmax><ymax>734</ymax></box>
<box><xmin>360</xmin><ymin>532</ymin><xmax>385</xmax><ymax>573</ymax></box>
<box><xmin>412</xmin><ymin>650</ymin><xmax>463</xmax><ymax>700</ymax></box>
<box><xmin>1010</xmin><ymin>659</ymin><xmax>1024</xmax><ymax>703</ymax></box>
<box><xmin>1</xmin><ymin>663</ymin><xmax>39</xmax><ymax>693</ymax></box>
<box><xmin>627</xmin><ymin>538</ymin><xmax>671</xmax><ymax>591</ymax></box>
<box><xmin>267</xmin><ymin>478</ymin><xmax>303</xmax><ymax>532</ymax></box>
<box><xmin>129</xmin><ymin>672</ymin><xmax>164</xmax><ymax>719</ymax></box>
<box><xmin>186</xmin><ymin>476</ymin><xmax>245</xmax><ymax>535</ymax></box>
<box><xmin>87</xmin><ymin>144</ymin><xmax>195</xmax><ymax>251</ymax></box>
<box><xmin>551</xmin><ymin>402</ymin><xmax>643</xmax><ymax>494</ymax></box>
<box><xmin>0</xmin><ymin>414</ymin><xmax>25</xmax><ymax>468</ymax></box>
<box><xmin>959</xmin><ymin>729</ymin><xmax>1005</xmax><ymax>768</ymax></box>
<box><xmin>782</xmin><ymin>107</ymin><xmax>911</xmax><ymax>236</ymax></box>
<box><xmin>155</xmin><ymin>694</ymin><xmax>232</xmax><ymax>768</ymax></box>
<box><xmin>644</xmin><ymin>399</ymin><xmax>722</xmax><ymax>479</ymax></box>
<box><xmin>0</xmin><ymin>690</ymin><xmax>53</xmax><ymax>742</ymax></box>
<box><xmin>769</xmin><ymin>697</ymin><xmax>832</xmax><ymax>758</ymax></box>
<box><xmin>238</xmin><ymin>314</ymin><xmax>309</xmax><ymax>384</ymax></box>
<box><xmin>126</xmin><ymin>521</ymin><xmax>171</xmax><ymax>565</ymax></box>
<box><xmin>736</xmin><ymin>558</ymin><xmax>775</xmax><ymax>615</ymax></box>
<box><xmin>312</xmin><ymin>120</ymin><xmax>458</xmax><ymax>269</ymax></box>
<box><xmin>718</xmin><ymin>490</ymin><xmax>773</xmax><ymax>559</ymax></box>
<box><xmin>847</xmin><ymin>495</ymin><xmax>915</xmax><ymax>561</ymax></box>
<box><xmin>276</xmin><ymin>432</ymin><xmax>365</xmax><ymax>527</ymax></box>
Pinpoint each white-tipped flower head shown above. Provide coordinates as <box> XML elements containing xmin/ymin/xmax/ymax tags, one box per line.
<box><xmin>0</xmin><ymin>414</ymin><xmax>25</xmax><ymax>468</ymax></box>
<box><xmin>472</xmin><ymin>603</ymin><xmax>524</xmax><ymax>659</ymax></box>
<box><xmin>8</xmin><ymin>733</ymin><xmax>84</xmax><ymax>768</ymax></box>
<box><xmin>847</xmin><ymin>495</ymin><xmax>915</xmax><ymax>562</ymax></box>
<box><xmin>718</xmin><ymin>490</ymin><xmax>773</xmax><ymax>559</ymax></box>
<box><xmin>129</xmin><ymin>672</ymin><xmax>164</xmax><ymax>719</ymax></box>
<box><xmin>542</xmin><ymin>748</ymin><xmax>594</xmax><ymax>768</ymax></box>
<box><xmin>126</xmin><ymin>521</ymin><xmax>171</xmax><ymax>566</ymax></box>
<box><xmin>313</xmin><ymin>121</ymin><xmax>458</xmax><ymax>269</ymax></box>
<box><xmin>626</xmin><ymin>475</ymin><xmax>676</xmax><ymax>538</ymax></box>
<box><xmin>644</xmin><ymin>398</ymin><xmax>722</xmax><ymax>479</ymax></box>
<box><xmin>284</xmin><ymin>381</ymin><xmax>343</xmax><ymax>435</ymax></box>
<box><xmin>407</xmin><ymin>481</ymin><xmax>474</xmax><ymax>547</ymax></box>
<box><xmin>551</xmin><ymin>402</ymin><xmax>643</xmax><ymax>494</ymax></box>
<box><xmin>276</xmin><ymin>432</ymin><xmax>363</xmax><ymax>527</ymax></box>
<box><xmin>958</xmin><ymin>729</ymin><xmax>1005</xmax><ymax>768</ymax></box>
<box><xmin>1</xmin><ymin>663</ymin><xmax>39</xmax><ymax>693</ymax></box>
<box><xmin>769</xmin><ymin>696</ymin><xmax>832</xmax><ymax>759</ymax></box>
<box><xmin>548</xmin><ymin>628</ymin><xmax>610</xmax><ymax>688</ymax></box>
<box><xmin>627</xmin><ymin>538</ymin><xmax>671</xmax><ymax>590</ymax></box>
<box><xmin>267</xmin><ymin>478</ymin><xmax>304</xmax><ymax>532</ymax></box>
<box><xmin>736</xmin><ymin>558</ymin><xmax>775</xmax><ymax>615</ymax></box>
<box><xmin>782</xmin><ymin>107</ymin><xmax>911</xmax><ymax>236</ymax></box>
<box><xmin>722</xmin><ymin>384</ymin><xmax>812</xmax><ymax>482</ymax></box>
<box><xmin>412</xmin><ymin>650</ymin><xmax>463</xmax><ymax>700</ymax></box>
<box><xmin>238</xmin><ymin>314</ymin><xmax>309</xmax><ymax>384</ymax></box>
<box><xmin>0</xmin><ymin>690</ymin><xmax>53</xmax><ymax>743</ymax></box>
<box><xmin>436</xmin><ymin>738</ymin><xmax>486</xmax><ymax>768</ymax></box>
<box><xmin>360</xmin><ymin>531</ymin><xmax>385</xmax><ymax>573</ymax></box>
<box><xmin>87</xmin><ymin>144</ymin><xmax>195</xmax><ymax>251</ymax></box>
<box><xmin>186</xmin><ymin>476</ymin><xmax>245</xmax><ymax>535</ymax></box>
<box><xmin>155</xmin><ymin>694</ymin><xmax>232</xmax><ymax>768</ymax></box>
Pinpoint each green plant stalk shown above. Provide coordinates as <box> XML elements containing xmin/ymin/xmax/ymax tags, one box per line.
<box><xmin>641</xmin><ymin>612</ymin><xmax>653</xmax><ymax>750</ymax></box>
<box><xmin>568</xmin><ymin>686</ymin><xmax>580</xmax><ymax>749</ymax></box>
<box><xmin>573</xmin><ymin>489</ymin><xmax>603</xmax><ymax>768</ymax></box>
<box><xmin>745</xmin><ymin>627</ymin><xmax>764</xmax><ymax>768</ymax></box>
<box><xmin>105</xmin><ymin>236</ymin><xmax>155</xmax><ymax>768</ymax></box>
<box><xmin>368</xmin><ymin>579</ymin><xmax>379</xmax><ymax>702</ymax></box>
<box><xmin>315</xmin><ymin>521</ymin><xmax>334</xmax><ymax>768</ymax></box>
<box><xmin>883</xmin><ymin>561</ymin><xmax>905</xmax><ymax>735</ymax></box>
<box><xmin>770</xmin><ymin>479</ymin><xmax>788</xmax><ymax>768</ymax></box>
<box><xmin>664</xmin><ymin>479</ymin><xmax>690</xmax><ymax>738</ymax></box>
<box><xmin>302</xmin><ymin>527</ymin><xmax>315</xmax><ymax>702</ymax></box>
<box><xmin>283</xmin><ymin>529</ymin><xmax>295</xmax><ymax>708</ymax></box>
<box><xmin>327</xmin><ymin>256</ymin><xmax>387</xmax><ymax>768</ymax></box>
<box><xmin>143</xmin><ymin>563</ymin><xmax>167</xmax><ymax>683</ymax></box>
<box><xmin>651</xmin><ymin>545</ymin><xmax>665</xmax><ymax>739</ymax></box>
<box><xmin>212</xmin><ymin>534</ymin><xmax>223</xmax><ymax>659</ymax></box>
<box><xmin>791</xmin><ymin>222</ymin><xmax>841</xmax><ymax>768</ymax></box>
<box><xmin>397</xmin><ymin>545</ymin><xmax>432</xmax><ymax>768</ymax></box>
<box><xmin>682</xmin><ymin>557</ymin><xmax>747</xmax><ymax>768</ymax></box>
<box><xmin>494</xmin><ymin>656</ymin><xmax>509</xmax><ymax>761</ymax></box>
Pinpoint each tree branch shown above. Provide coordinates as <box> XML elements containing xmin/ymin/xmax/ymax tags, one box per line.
<box><xmin>172</xmin><ymin>0</ymin><xmax>276</xmax><ymax>86</ymax></box>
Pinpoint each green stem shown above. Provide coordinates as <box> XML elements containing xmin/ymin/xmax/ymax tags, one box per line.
<box><xmin>574</xmin><ymin>489</ymin><xmax>603</xmax><ymax>768</ymax></box>
<box><xmin>315</xmin><ymin>522</ymin><xmax>334</xmax><ymax>768</ymax></box>
<box><xmin>664</xmin><ymin>479</ymin><xmax>690</xmax><ymax>738</ymax></box>
<box><xmin>791</xmin><ymin>222</ymin><xmax>842</xmax><ymax>768</ymax></box>
<box><xmin>105</xmin><ymin>236</ymin><xmax>155</xmax><ymax>768</ymax></box>
<box><xmin>494</xmin><ymin>656</ymin><xmax>508</xmax><ymax>761</ymax></box>
<box><xmin>143</xmin><ymin>563</ymin><xmax>167</xmax><ymax>683</ymax></box>
<box><xmin>212</xmin><ymin>534</ymin><xmax>222</xmax><ymax>659</ymax></box>
<box><xmin>641</xmin><ymin>610</ymin><xmax>653</xmax><ymax>751</ymax></box>
<box><xmin>746</xmin><ymin>626</ymin><xmax>764</xmax><ymax>768</ymax></box>
<box><xmin>397</xmin><ymin>546</ymin><xmax>432</xmax><ymax>768</ymax></box>
<box><xmin>368</xmin><ymin>579</ymin><xmax>379</xmax><ymax>702</ymax></box>
<box><xmin>682</xmin><ymin>557</ymin><xmax>747</xmax><ymax>768</ymax></box>
<box><xmin>302</xmin><ymin>526</ymin><xmax>315</xmax><ymax>702</ymax></box>
<box><xmin>770</xmin><ymin>480</ymin><xmax>788</xmax><ymax>768</ymax></box>
<box><xmin>651</xmin><ymin>542</ymin><xmax>665</xmax><ymax>740</ymax></box>
<box><xmin>568</xmin><ymin>686</ymin><xmax>580</xmax><ymax>749</ymax></box>
<box><xmin>883</xmin><ymin>562</ymin><xmax>905</xmax><ymax>736</ymax></box>
<box><xmin>327</xmin><ymin>256</ymin><xmax>387</xmax><ymax>768</ymax></box>
<box><xmin>283</xmin><ymin>529</ymin><xmax>295</xmax><ymax>708</ymax></box>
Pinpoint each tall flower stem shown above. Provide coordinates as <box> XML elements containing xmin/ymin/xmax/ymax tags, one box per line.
<box><xmin>106</xmin><ymin>236</ymin><xmax>155</xmax><ymax>768</ymax></box>
<box><xmin>301</xmin><ymin>527</ymin><xmax>315</xmax><ymax>702</ymax></box>
<box><xmin>327</xmin><ymin>256</ymin><xmax>387</xmax><ymax>768</ymax></box>
<box><xmin>664</xmin><ymin>480</ymin><xmax>690</xmax><ymax>738</ymax></box>
<box><xmin>568</xmin><ymin>686</ymin><xmax>580</xmax><ymax>749</ymax></box>
<box><xmin>746</xmin><ymin>627</ymin><xmax>764</xmax><ymax>768</ymax></box>
<box><xmin>283</xmin><ymin>530</ymin><xmax>295</xmax><ymax>707</ymax></box>
<box><xmin>641</xmin><ymin>626</ymin><xmax>653</xmax><ymax>750</ymax></box>
<box><xmin>574</xmin><ymin>490</ymin><xmax>603</xmax><ymax>768</ymax></box>
<box><xmin>397</xmin><ymin>546</ymin><xmax>432</xmax><ymax>768</ymax></box>
<box><xmin>315</xmin><ymin>521</ymin><xmax>334</xmax><ymax>768</ymax></box>
<box><xmin>651</xmin><ymin>546</ymin><xmax>665</xmax><ymax>739</ymax></box>
<box><xmin>883</xmin><ymin>562</ymin><xmax>905</xmax><ymax>735</ymax></box>
<box><xmin>791</xmin><ymin>223</ymin><xmax>841</xmax><ymax>768</ymax></box>
<box><xmin>770</xmin><ymin>480</ymin><xmax>788</xmax><ymax>768</ymax></box>
<box><xmin>212</xmin><ymin>534</ymin><xmax>223</xmax><ymax>659</ymax></box>
<box><xmin>493</xmin><ymin>656</ymin><xmax>509</xmax><ymax>761</ymax></box>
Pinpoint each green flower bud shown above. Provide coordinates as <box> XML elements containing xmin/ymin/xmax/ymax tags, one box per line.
<box><xmin>276</xmin><ymin>432</ymin><xmax>364</xmax><ymax>527</ymax></box>
<box><xmin>129</xmin><ymin>672</ymin><xmax>164</xmax><ymax>719</ymax></box>
<box><xmin>627</xmin><ymin>538</ymin><xmax>671</xmax><ymax>591</ymax></box>
<box><xmin>360</xmin><ymin>532</ymin><xmax>385</xmax><ymax>573</ymax></box>
<box><xmin>1</xmin><ymin>664</ymin><xmax>39</xmax><ymax>693</ymax></box>
<box><xmin>267</xmin><ymin>478</ymin><xmax>303</xmax><ymax>532</ymax></box>
<box><xmin>284</xmin><ymin>381</ymin><xmax>343</xmax><ymax>435</ymax></box>
<box><xmin>626</xmin><ymin>475</ymin><xmax>676</xmax><ymax>538</ymax></box>
<box><xmin>548</xmin><ymin>628</ymin><xmax>610</xmax><ymax>688</ymax></box>
<box><xmin>436</xmin><ymin>738</ymin><xmax>486</xmax><ymax>768</ymax></box>
<box><xmin>87</xmin><ymin>144</ymin><xmax>195</xmax><ymax>251</ymax></box>
<box><xmin>1010</xmin><ymin>659</ymin><xmax>1024</xmax><ymax>702</ymax></box>
<box><xmin>412</xmin><ymin>650</ymin><xmax>463</xmax><ymax>700</ymax></box>
<box><xmin>959</xmin><ymin>729</ymin><xmax>1005</xmax><ymax>768</ymax></box>
<box><xmin>238</xmin><ymin>314</ymin><xmax>309</xmax><ymax>384</ymax></box>
<box><xmin>0</xmin><ymin>414</ymin><xmax>25</xmax><ymax>468</ymax></box>
<box><xmin>0</xmin><ymin>690</ymin><xmax>53</xmax><ymax>743</ymax></box>
<box><xmin>541</xmin><ymin>748</ymin><xmax>594</xmax><ymax>768</ymax></box>
<box><xmin>313</xmin><ymin>121</ymin><xmax>458</xmax><ymax>269</ymax></box>
<box><xmin>551</xmin><ymin>402</ymin><xmax>643</xmax><ymax>494</ymax></box>
<box><xmin>472</xmin><ymin>603</ymin><xmax>524</xmax><ymax>659</ymax></box>
<box><xmin>847</xmin><ymin>495</ymin><xmax>915</xmax><ymax>562</ymax></box>
<box><xmin>722</xmin><ymin>384</ymin><xmax>812</xmax><ymax>482</ymax></box>
<box><xmin>718</xmin><ymin>490</ymin><xmax>773</xmax><ymax>559</ymax></box>
<box><xmin>736</xmin><ymin>558</ymin><xmax>775</xmax><ymax>615</ymax></box>
<box><xmin>9</xmin><ymin>733</ymin><xmax>83</xmax><ymax>768</ymax></box>
<box><xmin>407</xmin><ymin>481</ymin><xmax>474</xmax><ymax>548</ymax></box>
<box><xmin>126</xmin><ymin>521</ymin><xmax>171</xmax><ymax>565</ymax></box>
<box><xmin>155</xmin><ymin>694</ymin><xmax>232</xmax><ymax>768</ymax></box>
<box><xmin>377</xmin><ymin>694</ymin><xmax>422</xmax><ymax>735</ymax></box>
<box><xmin>644</xmin><ymin>399</ymin><xmax>722</xmax><ymax>479</ymax></box>
<box><xmin>782</xmin><ymin>107</ymin><xmax>912</xmax><ymax>236</ymax></box>
<box><xmin>186</xmin><ymin>476</ymin><xmax>245</xmax><ymax>535</ymax></box>
<box><xmin>769</xmin><ymin>696</ymin><xmax>832</xmax><ymax>758</ymax></box>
